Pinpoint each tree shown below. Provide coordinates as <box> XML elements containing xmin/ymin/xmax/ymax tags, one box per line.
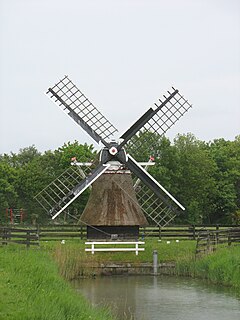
<box><xmin>56</xmin><ymin>141</ymin><xmax>96</xmax><ymax>170</ymax></box>
<box><xmin>208</xmin><ymin>136</ymin><xmax>240</xmax><ymax>223</ymax></box>
<box><xmin>1</xmin><ymin>134</ymin><xmax>239</xmax><ymax>225</ymax></box>
<box><xmin>173</xmin><ymin>134</ymin><xmax>217</xmax><ymax>224</ymax></box>
<box><xmin>0</xmin><ymin>163</ymin><xmax>18</xmax><ymax>222</ymax></box>
<box><xmin>0</xmin><ymin>145</ymin><xmax>41</xmax><ymax>168</ymax></box>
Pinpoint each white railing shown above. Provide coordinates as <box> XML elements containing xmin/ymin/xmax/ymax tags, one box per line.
<box><xmin>85</xmin><ymin>241</ymin><xmax>145</xmax><ymax>255</ymax></box>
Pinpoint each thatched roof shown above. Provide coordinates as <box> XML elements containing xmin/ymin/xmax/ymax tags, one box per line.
<box><xmin>81</xmin><ymin>173</ymin><xmax>148</xmax><ymax>226</ymax></box>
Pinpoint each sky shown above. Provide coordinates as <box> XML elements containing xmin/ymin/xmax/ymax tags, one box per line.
<box><xmin>0</xmin><ymin>0</ymin><xmax>239</xmax><ymax>155</ymax></box>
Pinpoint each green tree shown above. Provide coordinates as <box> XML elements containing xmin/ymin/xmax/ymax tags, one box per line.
<box><xmin>0</xmin><ymin>145</ymin><xmax>41</xmax><ymax>168</ymax></box>
<box><xmin>56</xmin><ymin>141</ymin><xmax>96</xmax><ymax>170</ymax></box>
<box><xmin>173</xmin><ymin>134</ymin><xmax>217</xmax><ymax>224</ymax></box>
<box><xmin>208</xmin><ymin>136</ymin><xmax>240</xmax><ymax>223</ymax></box>
<box><xmin>0</xmin><ymin>163</ymin><xmax>18</xmax><ymax>222</ymax></box>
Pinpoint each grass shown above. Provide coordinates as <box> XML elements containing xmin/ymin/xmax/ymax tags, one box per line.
<box><xmin>52</xmin><ymin>238</ymin><xmax>196</xmax><ymax>280</ymax></box>
<box><xmin>1</xmin><ymin>238</ymin><xmax>239</xmax><ymax>319</ymax></box>
<box><xmin>0</xmin><ymin>245</ymin><xmax>115</xmax><ymax>320</ymax></box>
<box><xmin>175</xmin><ymin>245</ymin><xmax>240</xmax><ymax>294</ymax></box>
<box><xmin>51</xmin><ymin>238</ymin><xmax>240</xmax><ymax>295</ymax></box>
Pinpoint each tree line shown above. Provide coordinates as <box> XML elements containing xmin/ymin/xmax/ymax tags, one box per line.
<box><xmin>0</xmin><ymin>134</ymin><xmax>239</xmax><ymax>225</ymax></box>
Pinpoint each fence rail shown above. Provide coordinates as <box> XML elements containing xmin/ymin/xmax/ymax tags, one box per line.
<box><xmin>141</xmin><ymin>225</ymin><xmax>234</xmax><ymax>240</ymax></box>
<box><xmin>1</xmin><ymin>224</ymin><xmax>239</xmax><ymax>244</ymax></box>
<box><xmin>196</xmin><ymin>227</ymin><xmax>240</xmax><ymax>256</ymax></box>
<box><xmin>0</xmin><ymin>227</ymin><xmax>39</xmax><ymax>247</ymax></box>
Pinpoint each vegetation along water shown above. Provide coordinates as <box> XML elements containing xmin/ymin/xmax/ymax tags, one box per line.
<box><xmin>1</xmin><ymin>239</ymin><xmax>239</xmax><ymax>319</ymax></box>
<box><xmin>0</xmin><ymin>245</ymin><xmax>114</xmax><ymax>320</ymax></box>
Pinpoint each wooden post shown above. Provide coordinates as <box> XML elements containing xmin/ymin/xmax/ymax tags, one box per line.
<box><xmin>37</xmin><ymin>224</ymin><xmax>40</xmax><ymax>241</ymax></box>
<box><xmin>80</xmin><ymin>225</ymin><xmax>83</xmax><ymax>240</ymax></box>
<box><xmin>8</xmin><ymin>229</ymin><xmax>11</xmax><ymax>243</ymax></box>
<box><xmin>228</xmin><ymin>230</ymin><xmax>232</xmax><ymax>246</ymax></box>
<box><xmin>159</xmin><ymin>226</ymin><xmax>161</xmax><ymax>240</ymax></box>
<box><xmin>206</xmin><ymin>231</ymin><xmax>210</xmax><ymax>253</ymax></box>
<box><xmin>26</xmin><ymin>230</ymin><xmax>30</xmax><ymax>248</ymax></box>
<box><xmin>193</xmin><ymin>225</ymin><xmax>196</xmax><ymax>240</ymax></box>
<box><xmin>216</xmin><ymin>225</ymin><xmax>219</xmax><ymax>244</ymax></box>
<box><xmin>2</xmin><ymin>228</ymin><xmax>7</xmax><ymax>245</ymax></box>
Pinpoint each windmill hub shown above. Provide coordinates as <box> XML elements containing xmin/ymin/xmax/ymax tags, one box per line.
<box><xmin>109</xmin><ymin>146</ymin><xmax>118</xmax><ymax>156</ymax></box>
<box><xmin>99</xmin><ymin>142</ymin><xmax>127</xmax><ymax>164</ymax></box>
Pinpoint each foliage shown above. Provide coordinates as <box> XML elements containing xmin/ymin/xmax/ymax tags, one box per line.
<box><xmin>208</xmin><ymin>136</ymin><xmax>240</xmax><ymax>223</ymax></box>
<box><xmin>0</xmin><ymin>134</ymin><xmax>239</xmax><ymax>225</ymax></box>
<box><xmin>0</xmin><ymin>142</ymin><xmax>96</xmax><ymax>224</ymax></box>
<box><xmin>0</xmin><ymin>162</ymin><xmax>18</xmax><ymax>209</ymax></box>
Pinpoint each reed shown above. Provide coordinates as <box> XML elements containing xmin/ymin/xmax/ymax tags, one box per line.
<box><xmin>52</xmin><ymin>239</ymin><xmax>196</xmax><ymax>280</ymax></box>
<box><xmin>176</xmin><ymin>245</ymin><xmax>240</xmax><ymax>293</ymax></box>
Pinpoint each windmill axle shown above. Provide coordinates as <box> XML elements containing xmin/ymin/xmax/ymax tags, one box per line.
<box><xmin>100</xmin><ymin>142</ymin><xmax>127</xmax><ymax>164</ymax></box>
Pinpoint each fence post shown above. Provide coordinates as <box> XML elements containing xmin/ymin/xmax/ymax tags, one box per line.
<box><xmin>206</xmin><ymin>231</ymin><xmax>210</xmax><ymax>253</ymax></box>
<box><xmin>216</xmin><ymin>225</ymin><xmax>219</xmax><ymax>244</ymax></box>
<box><xmin>26</xmin><ymin>230</ymin><xmax>30</xmax><ymax>248</ymax></box>
<box><xmin>159</xmin><ymin>226</ymin><xmax>161</xmax><ymax>240</ymax></box>
<box><xmin>8</xmin><ymin>229</ymin><xmax>11</xmax><ymax>243</ymax></box>
<box><xmin>228</xmin><ymin>230</ymin><xmax>232</xmax><ymax>246</ymax></box>
<box><xmin>80</xmin><ymin>225</ymin><xmax>83</xmax><ymax>240</ymax></box>
<box><xmin>193</xmin><ymin>225</ymin><xmax>196</xmax><ymax>240</ymax></box>
<box><xmin>36</xmin><ymin>225</ymin><xmax>40</xmax><ymax>245</ymax></box>
<box><xmin>2</xmin><ymin>228</ymin><xmax>7</xmax><ymax>245</ymax></box>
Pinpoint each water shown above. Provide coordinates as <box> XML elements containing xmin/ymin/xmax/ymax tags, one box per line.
<box><xmin>72</xmin><ymin>276</ymin><xmax>240</xmax><ymax>320</ymax></box>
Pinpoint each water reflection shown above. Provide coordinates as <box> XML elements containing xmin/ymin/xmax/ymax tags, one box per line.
<box><xmin>72</xmin><ymin>276</ymin><xmax>240</xmax><ymax>320</ymax></box>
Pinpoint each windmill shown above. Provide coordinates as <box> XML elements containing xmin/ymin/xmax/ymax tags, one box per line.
<box><xmin>35</xmin><ymin>76</ymin><xmax>192</xmax><ymax>239</ymax></box>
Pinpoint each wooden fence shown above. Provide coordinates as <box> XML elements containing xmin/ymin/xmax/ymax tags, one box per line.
<box><xmin>0</xmin><ymin>227</ymin><xmax>39</xmax><ymax>248</ymax></box>
<box><xmin>196</xmin><ymin>227</ymin><xmax>240</xmax><ymax>256</ymax></box>
<box><xmin>141</xmin><ymin>225</ymin><xmax>235</xmax><ymax>240</ymax></box>
<box><xmin>39</xmin><ymin>225</ymin><xmax>85</xmax><ymax>241</ymax></box>
<box><xmin>1</xmin><ymin>224</ymin><xmax>238</xmax><ymax>244</ymax></box>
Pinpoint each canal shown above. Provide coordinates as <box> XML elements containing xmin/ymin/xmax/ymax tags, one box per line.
<box><xmin>72</xmin><ymin>275</ymin><xmax>240</xmax><ymax>320</ymax></box>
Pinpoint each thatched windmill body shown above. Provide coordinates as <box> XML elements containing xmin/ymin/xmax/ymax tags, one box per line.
<box><xmin>35</xmin><ymin>76</ymin><xmax>192</xmax><ymax>239</ymax></box>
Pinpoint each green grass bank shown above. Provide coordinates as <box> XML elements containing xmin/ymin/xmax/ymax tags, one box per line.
<box><xmin>176</xmin><ymin>245</ymin><xmax>240</xmax><ymax>293</ymax></box>
<box><xmin>0</xmin><ymin>246</ymin><xmax>115</xmax><ymax>320</ymax></box>
<box><xmin>1</xmin><ymin>240</ymin><xmax>239</xmax><ymax>320</ymax></box>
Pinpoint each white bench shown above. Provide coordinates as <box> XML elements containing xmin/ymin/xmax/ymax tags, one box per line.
<box><xmin>85</xmin><ymin>241</ymin><xmax>145</xmax><ymax>255</ymax></box>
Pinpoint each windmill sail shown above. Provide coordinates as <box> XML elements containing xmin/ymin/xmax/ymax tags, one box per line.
<box><xmin>35</xmin><ymin>163</ymin><xmax>110</xmax><ymax>219</ymax></box>
<box><xmin>120</xmin><ymin>87</ymin><xmax>192</xmax><ymax>160</ymax></box>
<box><xmin>35</xmin><ymin>166</ymin><xmax>86</xmax><ymax>214</ymax></box>
<box><xmin>47</xmin><ymin>76</ymin><xmax>118</xmax><ymax>146</ymax></box>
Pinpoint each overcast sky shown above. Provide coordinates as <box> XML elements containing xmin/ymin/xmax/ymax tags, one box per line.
<box><xmin>0</xmin><ymin>0</ymin><xmax>239</xmax><ymax>155</ymax></box>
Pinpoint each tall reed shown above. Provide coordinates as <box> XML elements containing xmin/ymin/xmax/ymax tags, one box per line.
<box><xmin>176</xmin><ymin>245</ymin><xmax>240</xmax><ymax>293</ymax></box>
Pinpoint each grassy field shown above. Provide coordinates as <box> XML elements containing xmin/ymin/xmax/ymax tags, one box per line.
<box><xmin>0</xmin><ymin>245</ymin><xmax>115</xmax><ymax>320</ymax></box>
